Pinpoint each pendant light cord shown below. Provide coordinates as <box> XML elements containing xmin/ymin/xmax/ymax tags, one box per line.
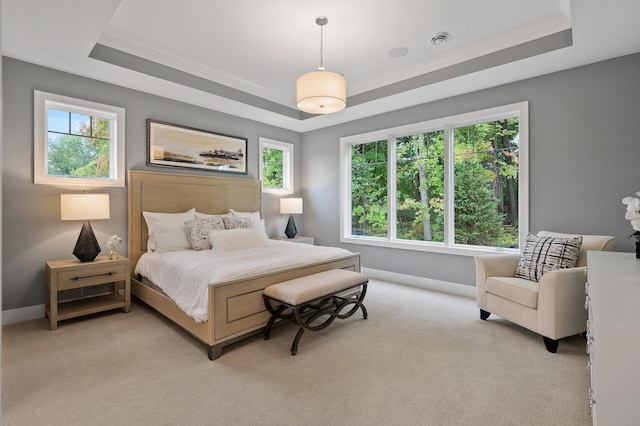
<box><xmin>318</xmin><ymin>17</ymin><xmax>326</xmax><ymax>71</ymax></box>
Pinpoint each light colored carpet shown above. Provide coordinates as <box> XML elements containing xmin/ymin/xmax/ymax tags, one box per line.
<box><xmin>2</xmin><ymin>279</ymin><xmax>590</xmax><ymax>426</ymax></box>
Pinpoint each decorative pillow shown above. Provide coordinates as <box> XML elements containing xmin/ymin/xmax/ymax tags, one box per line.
<box><xmin>208</xmin><ymin>228</ymin><xmax>269</xmax><ymax>252</ymax></box>
<box><xmin>142</xmin><ymin>209</ymin><xmax>195</xmax><ymax>251</ymax></box>
<box><xmin>515</xmin><ymin>234</ymin><xmax>583</xmax><ymax>282</ymax></box>
<box><xmin>222</xmin><ymin>216</ymin><xmax>253</xmax><ymax>230</ymax></box>
<box><xmin>184</xmin><ymin>217</ymin><xmax>225</xmax><ymax>250</ymax></box>
<box><xmin>154</xmin><ymin>221</ymin><xmax>192</xmax><ymax>253</ymax></box>
<box><xmin>229</xmin><ymin>209</ymin><xmax>263</xmax><ymax>229</ymax></box>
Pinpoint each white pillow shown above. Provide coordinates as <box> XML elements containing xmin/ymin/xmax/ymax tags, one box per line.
<box><xmin>208</xmin><ymin>228</ymin><xmax>269</xmax><ymax>252</ymax></box>
<box><xmin>229</xmin><ymin>209</ymin><xmax>265</xmax><ymax>232</ymax></box>
<box><xmin>142</xmin><ymin>209</ymin><xmax>195</xmax><ymax>251</ymax></box>
<box><xmin>154</xmin><ymin>221</ymin><xmax>192</xmax><ymax>252</ymax></box>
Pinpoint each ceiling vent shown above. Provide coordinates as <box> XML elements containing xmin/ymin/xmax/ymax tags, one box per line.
<box><xmin>430</xmin><ymin>32</ymin><xmax>449</xmax><ymax>46</ymax></box>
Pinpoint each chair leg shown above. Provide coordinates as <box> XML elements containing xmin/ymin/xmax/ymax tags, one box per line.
<box><xmin>543</xmin><ymin>336</ymin><xmax>559</xmax><ymax>353</ymax></box>
<box><xmin>480</xmin><ymin>309</ymin><xmax>491</xmax><ymax>320</ymax></box>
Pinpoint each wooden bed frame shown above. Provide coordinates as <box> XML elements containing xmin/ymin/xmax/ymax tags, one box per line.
<box><xmin>128</xmin><ymin>170</ymin><xmax>361</xmax><ymax>359</ymax></box>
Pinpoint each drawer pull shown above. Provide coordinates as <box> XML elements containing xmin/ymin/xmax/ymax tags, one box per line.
<box><xmin>71</xmin><ymin>272</ymin><xmax>115</xmax><ymax>280</ymax></box>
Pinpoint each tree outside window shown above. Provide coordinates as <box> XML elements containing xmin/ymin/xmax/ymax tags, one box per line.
<box><xmin>258</xmin><ymin>137</ymin><xmax>293</xmax><ymax>194</ymax></box>
<box><xmin>351</xmin><ymin>140</ymin><xmax>387</xmax><ymax>237</ymax></box>
<box><xmin>47</xmin><ymin>109</ymin><xmax>111</xmax><ymax>179</ymax></box>
<box><xmin>342</xmin><ymin>102</ymin><xmax>528</xmax><ymax>254</ymax></box>
<box><xmin>34</xmin><ymin>91</ymin><xmax>125</xmax><ymax>187</ymax></box>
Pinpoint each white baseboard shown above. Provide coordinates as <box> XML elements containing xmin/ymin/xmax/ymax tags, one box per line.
<box><xmin>2</xmin><ymin>269</ymin><xmax>474</xmax><ymax>326</ymax></box>
<box><xmin>362</xmin><ymin>267</ymin><xmax>476</xmax><ymax>298</ymax></box>
<box><xmin>2</xmin><ymin>304</ymin><xmax>45</xmax><ymax>325</ymax></box>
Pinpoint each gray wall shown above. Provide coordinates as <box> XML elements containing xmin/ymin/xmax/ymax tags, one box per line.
<box><xmin>302</xmin><ymin>52</ymin><xmax>640</xmax><ymax>286</ymax></box>
<box><xmin>2</xmin><ymin>57</ymin><xmax>302</xmax><ymax>311</ymax></box>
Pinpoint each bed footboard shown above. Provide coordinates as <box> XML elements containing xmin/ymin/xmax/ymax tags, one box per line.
<box><xmin>132</xmin><ymin>253</ymin><xmax>361</xmax><ymax>359</ymax></box>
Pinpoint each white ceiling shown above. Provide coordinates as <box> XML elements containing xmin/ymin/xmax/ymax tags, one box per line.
<box><xmin>2</xmin><ymin>0</ymin><xmax>640</xmax><ymax>132</ymax></box>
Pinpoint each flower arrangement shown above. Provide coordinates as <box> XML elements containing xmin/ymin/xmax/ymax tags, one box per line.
<box><xmin>107</xmin><ymin>234</ymin><xmax>123</xmax><ymax>259</ymax></box>
<box><xmin>622</xmin><ymin>192</ymin><xmax>640</xmax><ymax>240</ymax></box>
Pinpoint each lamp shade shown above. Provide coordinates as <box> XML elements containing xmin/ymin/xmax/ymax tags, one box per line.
<box><xmin>296</xmin><ymin>71</ymin><xmax>346</xmax><ymax>114</ymax></box>
<box><xmin>61</xmin><ymin>193</ymin><xmax>110</xmax><ymax>221</ymax></box>
<box><xmin>280</xmin><ymin>198</ymin><xmax>303</xmax><ymax>215</ymax></box>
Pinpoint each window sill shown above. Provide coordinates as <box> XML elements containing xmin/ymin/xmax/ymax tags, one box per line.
<box><xmin>341</xmin><ymin>236</ymin><xmax>519</xmax><ymax>257</ymax></box>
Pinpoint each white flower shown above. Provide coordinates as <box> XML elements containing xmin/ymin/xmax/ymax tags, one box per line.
<box><xmin>622</xmin><ymin>193</ymin><xmax>640</xmax><ymax>233</ymax></box>
<box><xmin>107</xmin><ymin>234</ymin><xmax>123</xmax><ymax>250</ymax></box>
<box><xmin>623</xmin><ymin>196</ymin><xmax>640</xmax><ymax>212</ymax></box>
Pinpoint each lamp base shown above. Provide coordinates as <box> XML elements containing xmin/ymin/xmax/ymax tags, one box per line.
<box><xmin>73</xmin><ymin>221</ymin><xmax>101</xmax><ymax>262</ymax></box>
<box><xmin>284</xmin><ymin>215</ymin><xmax>298</xmax><ymax>238</ymax></box>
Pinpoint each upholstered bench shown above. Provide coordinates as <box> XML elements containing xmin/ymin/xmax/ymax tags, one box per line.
<box><xmin>263</xmin><ymin>269</ymin><xmax>368</xmax><ymax>355</ymax></box>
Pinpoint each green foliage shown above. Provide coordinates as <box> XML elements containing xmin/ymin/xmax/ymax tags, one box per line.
<box><xmin>350</xmin><ymin>117</ymin><xmax>520</xmax><ymax>248</ymax></box>
<box><xmin>262</xmin><ymin>147</ymin><xmax>284</xmax><ymax>188</ymax></box>
<box><xmin>351</xmin><ymin>140</ymin><xmax>388</xmax><ymax>236</ymax></box>
<box><xmin>395</xmin><ymin>131</ymin><xmax>445</xmax><ymax>241</ymax></box>
<box><xmin>454</xmin><ymin>158</ymin><xmax>503</xmax><ymax>245</ymax></box>
<box><xmin>47</xmin><ymin>115</ymin><xmax>111</xmax><ymax>178</ymax></box>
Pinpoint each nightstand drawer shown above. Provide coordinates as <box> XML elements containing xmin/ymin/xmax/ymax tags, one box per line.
<box><xmin>57</xmin><ymin>264</ymin><xmax>126</xmax><ymax>291</ymax></box>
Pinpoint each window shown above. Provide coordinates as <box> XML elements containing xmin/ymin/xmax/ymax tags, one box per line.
<box><xmin>341</xmin><ymin>102</ymin><xmax>528</xmax><ymax>255</ymax></box>
<box><xmin>259</xmin><ymin>137</ymin><xmax>293</xmax><ymax>194</ymax></box>
<box><xmin>34</xmin><ymin>91</ymin><xmax>125</xmax><ymax>187</ymax></box>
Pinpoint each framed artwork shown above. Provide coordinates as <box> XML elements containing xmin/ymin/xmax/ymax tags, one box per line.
<box><xmin>147</xmin><ymin>119</ymin><xmax>247</xmax><ymax>175</ymax></box>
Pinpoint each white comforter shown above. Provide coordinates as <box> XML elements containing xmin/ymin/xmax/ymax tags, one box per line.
<box><xmin>134</xmin><ymin>241</ymin><xmax>353</xmax><ymax>323</ymax></box>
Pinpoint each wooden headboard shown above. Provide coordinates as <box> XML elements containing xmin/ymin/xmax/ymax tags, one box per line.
<box><xmin>128</xmin><ymin>170</ymin><xmax>261</xmax><ymax>272</ymax></box>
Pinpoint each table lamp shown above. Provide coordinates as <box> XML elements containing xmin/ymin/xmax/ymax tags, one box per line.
<box><xmin>280</xmin><ymin>198</ymin><xmax>303</xmax><ymax>238</ymax></box>
<box><xmin>61</xmin><ymin>193</ymin><xmax>110</xmax><ymax>262</ymax></box>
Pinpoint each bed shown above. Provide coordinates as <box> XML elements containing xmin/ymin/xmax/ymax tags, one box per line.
<box><xmin>128</xmin><ymin>170</ymin><xmax>361</xmax><ymax>359</ymax></box>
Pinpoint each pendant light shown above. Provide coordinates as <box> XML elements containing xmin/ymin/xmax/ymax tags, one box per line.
<box><xmin>296</xmin><ymin>17</ymin><xmax>346</xmax><ymax>114</ymax></box>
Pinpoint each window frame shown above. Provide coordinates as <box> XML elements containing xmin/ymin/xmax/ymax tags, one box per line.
<box><xmin>34</xmin><ymin>90</ymin><xmax>126</xmax><ymax>187</ymax></box>
<box><xmin>258</xmin><ymin>137</ymin><xmax>294</xmax><ymax>195</ymax></box>
<box><xmin>340</xmin><ymin>102</ymin><xmax>529</xmax><ymax>256</ymax></box>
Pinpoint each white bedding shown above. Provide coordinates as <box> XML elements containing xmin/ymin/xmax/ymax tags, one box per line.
<box><xmin>134</xmin><ymin>240</ymin><xmax>353</xmax><ymax>323</ymax></box>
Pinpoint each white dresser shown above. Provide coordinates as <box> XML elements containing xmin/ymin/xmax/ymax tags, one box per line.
<box><xmin>586</xmin><ymin>251</ymin><xmax>640</xmax><ymax>425</ymax></box>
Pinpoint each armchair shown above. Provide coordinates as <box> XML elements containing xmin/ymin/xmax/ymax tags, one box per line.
<box><xmin>475</xmin><ymin>231</ymin><xmax>616</xmax><ymax>353</ymax></box>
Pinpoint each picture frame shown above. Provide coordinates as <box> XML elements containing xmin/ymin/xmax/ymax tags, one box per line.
<box><xmin>147</xmin><ymin>119</ymin><xmax>247</xmax><ymax>175</ymax></box>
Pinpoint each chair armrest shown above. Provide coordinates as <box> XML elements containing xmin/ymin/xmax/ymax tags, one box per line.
<box><xmin>475</xmin><ymin>254</ymin><xmax>521</xmax><ymax>309</ymax></box>
<box><xmin>537</xmin><ymin>266</ymin><xmax>588</xmax><ymax>339</ymax></box>
<box><xmin>475</xmin><ymin>254</ymin><xmax>521</xmax><ymax>284</ymax></box>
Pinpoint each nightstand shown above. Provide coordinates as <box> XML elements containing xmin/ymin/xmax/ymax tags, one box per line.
<box><xmin>272</xmin><ymin>236</ymin><xmax>314</xmax><ymax>245</ymax></box>
<box><xmin>45</xmin><ymin>256</ymin><xmax>130</xmax><ymax>330</ymax></box>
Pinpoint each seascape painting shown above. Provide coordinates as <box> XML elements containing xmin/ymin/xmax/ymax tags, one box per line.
<box><xmin>147</xmin><ymin>120</ymin><xmax>247</xmax><ymax>174</ymax></box>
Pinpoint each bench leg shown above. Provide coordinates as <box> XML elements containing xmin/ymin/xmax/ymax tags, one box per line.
<box><xmin>359</xmin><ymin>303</ymin><xmax>368</xmax><ymax>320</ymax></box>
<box><xmin>291</xmin><ymin>327</ymin><xmax>305</xmax><ymax>355</ymax></box>
<box><xmin>338</xmin><ymin>284</ymin><xmax>368</xmax><ymax>320</ymax></box>
<box><xmin>263</xmin><ymin>301</ymin><xmax>287</xmax><ymax>340</ymax></box>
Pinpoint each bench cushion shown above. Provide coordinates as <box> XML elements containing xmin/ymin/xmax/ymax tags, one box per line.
<box><xmin>263</xmin><ymin>269</ymin><xmax>368</xmax><ymax>306</ymax></box>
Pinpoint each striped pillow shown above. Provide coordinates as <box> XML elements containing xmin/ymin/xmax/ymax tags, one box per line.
<box><xmin>515</xmin><ymin>234</ymin><xmax>583</xmax><ymax>282</ymax></box>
